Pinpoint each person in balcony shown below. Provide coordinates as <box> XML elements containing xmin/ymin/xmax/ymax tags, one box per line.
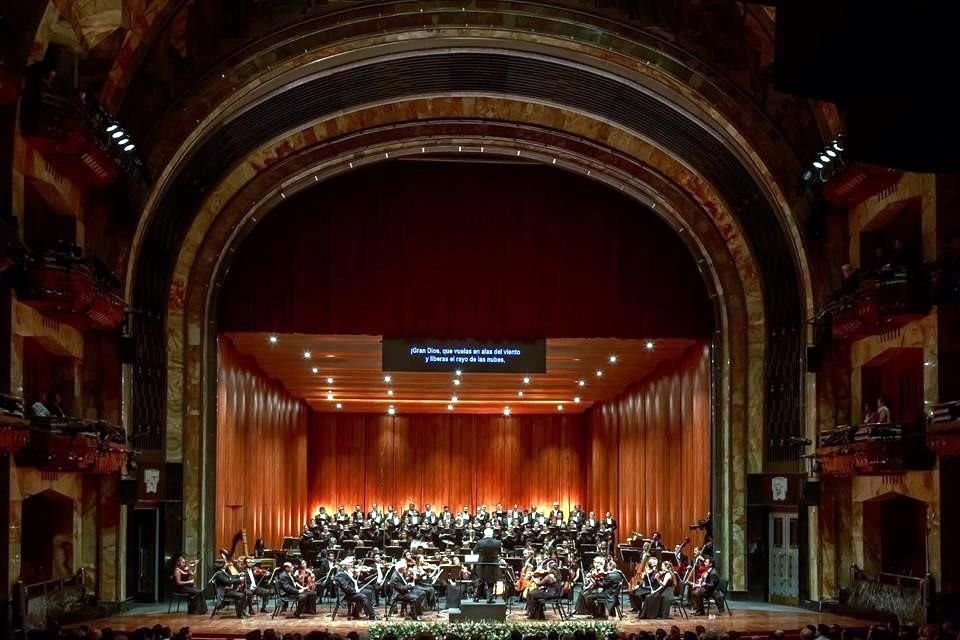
<box><xmin>863</xmin><ymin>402</ymin><xmax>878</xmax><ymax>425</ymax></box>
<box><xmin>875</xmin><ymin>397</ymin><xmax>891</xmax><ymax>424</ymax></box>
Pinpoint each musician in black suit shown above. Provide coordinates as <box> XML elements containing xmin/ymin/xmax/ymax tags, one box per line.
<box><xmin>388</xmin><ymin>563</ymin><xmax>427</xmax><ymax>619</ymax></box>
<box><xmin>242</xmin><ymin>558</ymin><xmax>273</xmax><ymax>614</ymax></box>
<box><xmin>211</xmin><ymin>560</ymin><xmax>249</xmax><ymax>618</ymax></box>
<box><xmin>472</xmin><ymin>527</ymin><xmax>502</xmax><ymax>603</ymax></box>
<box><xmin>333</xmin><ymin>560</ymin><xmax>377</xmax><ymax>619</ymax></box>
<box><xmin>575</xmin><ymin>557</ymin><xmax>623</xmax><ymax>618</ymax></box>
<box><xmin>352</xmin><ymin>505</ymin><xmax>365</xmax><ymax>525</ymax></box>
<box><xmin>549</xmin><ymin>502</ymin><xmax>564</xmax><ymax>523</ymax></box>
<box><xmin>276</xmin><ymin>561</ymin><xmax>317</xmax><ymax>618</ymax></box>
<box><xmin>690</xmin><ymin>556</ymin><xmax>722</xmax><ymax>615</ymax></box>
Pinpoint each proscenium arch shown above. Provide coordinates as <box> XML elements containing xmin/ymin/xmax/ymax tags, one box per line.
<box><xmin>173</xmin><ymin>120</ymin><xmax>754</xmax><ymax>589</ymax></box>
<box><xmin>125</xmin><ymin>2</ymin><xmax>815</xmax><ymax>594</ymax></box>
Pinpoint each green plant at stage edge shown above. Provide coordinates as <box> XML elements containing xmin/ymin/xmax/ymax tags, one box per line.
<box><xmin>369</xmin><ymin>619</ymin><xmax>618</xmax><ymax>640</ymax></box>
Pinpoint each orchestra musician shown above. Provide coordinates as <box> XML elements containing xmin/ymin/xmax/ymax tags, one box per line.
<box><xmin>242</xmin><ymin>557</ymin><xmax>273</xmax><ymax>614</ymax></box>
<box><xmin>574</xmin><ymin>556</ymin><xmax>623</xmax><ymax>618</ymax></box>
<box><xmin>211</xmin><ymin>559</ymin><xmax>250</xmax><ymax>618</ymax></box>
<box><xmin>628</xmin><ymin>556</ymin><xmax>659</xmax><ymax>613</ymax></box>
<box><xmin>639</xmin><ymin>559</ymin><xmax>676</xmax><ymax>619</ymax></box>
<box><xmin>549</xmin><ymin>502</ymin><xmax>564</xmax><ymax>523</ymax></box>
<box><xmin>690</xmin><ymin>556</ymin><xmax>723</xmax><ymax>615</ymax></box>
<box><xmin>294</xmin><ymin>559</ymin><xmax>318</xmax><ymax>614</ymax></box>
<box><xmin>388</xmin><ymin>561</ymin><xmax>428</xmax><ymax>620</ymax></box>
<box><xmin>352</xmin><ymin>505</ymin><xmax>365</xmax><ymax>525</ymax></box>
<box><xmin>171</xmin><ymin>555</ymin><xmax>207</xmax><ymax>614</ymax></box>
<box><xmin>277</xmin><ymin>561</ymin><xmax>317</xmax><ymax>618</ymax></box>
<box><xmin>525</xmin><ymin>560</ymin><xmax>561</xmax><ymax>620</ymax></box>
<box><xmin>334</xmin><ymin>558</ymin><xmax>378</xmax><ymax>620</ymax></box>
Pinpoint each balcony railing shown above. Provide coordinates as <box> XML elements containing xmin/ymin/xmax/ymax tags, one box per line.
<box><xmin>12</xmin><ymin>245</ymin><xmax>125</xmax><ymax>331</ymax></box>
<box><xmin>818</xmin><ymin>265</ymin><xmax>930</xmax><ymax>341</ymax></box>
<box><xmin>816</xmin><ymin>423</ymin><xmax>932</xmax><ymax>476</ymax></box>
<box><xmin>0</xmin><ymin>393</ymin><xmax>30</xmax><ymax>454</ymax></box>
<box><xmin>928</xmin><ymin>400</ymin><xmax>960</xmax><ymax>456</ymax></box>
<box><xmin>16</xmin><ymin>417</ymin><xmax>130</xmax><ymax>474</ymax></box>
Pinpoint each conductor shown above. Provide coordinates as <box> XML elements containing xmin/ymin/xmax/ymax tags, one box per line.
<box><xmin>472</xmin><ymin>527</ymin><xmax>502</xmax><ymax>603</ymax></box>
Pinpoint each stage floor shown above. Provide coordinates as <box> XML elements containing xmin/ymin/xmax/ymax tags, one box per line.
<box><xmin>85</xmin><ymin>600</ymin><xmax>878</xmax><ymax>639</ymax></box>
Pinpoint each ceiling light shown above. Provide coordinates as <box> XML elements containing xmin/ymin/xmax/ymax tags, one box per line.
<box><xmin>518</xmin><ymin>391</ymin><xmax>524</xmax><ymax>397</ymax></box>
<box><xmin>326</xmin><ymin>392</ymin><xmax>334</xmax><ymax>401</ymax></box>
<box><xmin>311</xmin><ymin>367</ymin><xmax>319</xmax><ymax>374</ymax></box>
<box><xmin>645</xmin><ymin>341</ymin><xmax>654</xmax><ymax>350</ymax></box>
<box><xmin>117</xmin><ymin>138</ymin><xmax>129</xmax><ymax>146</ymax></box>
<box><xmin>595</xmin><ymin>370</ymin><xmax>603</xmax><ymax>377</ymax></box>
<box><xmin>124</xmin><ymin>144</ymin><xmax>135</xmax><ymax>152</ymax></box>
<box><xmin>609</xmin><ymin>355</ymin><xmax>617</xmax><ymax>363</ymax></box>
<box><xmin>578</xmin><ymin>379</ymin><xmax>586</xmax><ymax>387</ymax></box>
<box><xmin>825</xmin><ymin>149</ymin><xmax>837</xmax><ymax>158</ymax></box>
<box><xmin>574</xmin><ymin>396</ymin><xmax>581</xmax><ymax>403</ymax></box>
<box><xmin>387</xmin><ymin>389</ymin><xmax>394</xmax><ymax>396</ymax></box>
<box><xmin>111</xmin><ymin>130</ymin><xmax>124</xmax><ymax>139</ymax></box>
<box><xmin>387</xmin><ymin>406</ymin><xmax>396</xmax><ymax>416</ymax></box>
<box><xmin>451</xmin><ymin>395</ymin><xmax>458</xmax><ymax>403</ymax></box>
<box><xmin>833</xmin><ymin>140</ymin><xmax>844</xmax><ymax>151</ymax></box>
<box><xmin>384</xmin><ymin>375</ymin><xmax>392</xmax><ymax>383</ymax></box>
<box><xmin>453</xmin><ymin>379</ymin><xmax>461</xmax><ymax>386</ymax></box>
<box><xmin>326</xmin><ymin>354</ymin><xmax>335</xmax><ymax>358</ymax></box>
<box><xmin>106</xmin><ymin>124</ymin><xmax>118</xmax><ymax>133</ymax></box>
<box><xmin>503</xmin><ymin>407</ymin><xmax>511</xmax><ymax>416</ymax></box>
<box><xmin>522</xmin><ymin>377</ymin><xmax>530</xmax><ymax>384</ymax></box>
<box><xmin>819</xmin><ymin>154</ymin><xmax>831</xmax><ymax>163</ymax></box>
<box><xmin>557</xmin><ymin>404</ymin><xmax>564</xmax><ymax>411</ymax></box>
<box><xmin>447</xmin><ymin>404</ymin><xmax>454</xmax><ymax>411</ymax></box>
<box><xmin>335</xmin><ymin>403</ymin><xmax>343</xmax><ymax>410</ymax></box>
<box><xmin>303</xmin><ymin>351</ymin><xmax>311</xmax><ymax>359</ymax></box>
<box><xmin>455</xmin><ymin>369</ymin><xmax>462</xmax><ymax>377</ymax></box>
<box><xmin>268</xmin><ymin>335</ymin><xmax>278</xmax><ymax>344</ymax></box>
<box><xmin>326</xmin><ymin>377</ymin><xmax>334</xmax><ymax>384</ymax></box>
<box><xmin>813</xmin><ymin>161</ymin><xmax>824</xmax><ymax>169</ymax></box>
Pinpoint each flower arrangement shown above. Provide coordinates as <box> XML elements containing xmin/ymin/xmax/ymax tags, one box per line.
<box><xmin>368</xmin><ymin>619</ymin><xmax>618</xmax><ymax>640</ymax></box>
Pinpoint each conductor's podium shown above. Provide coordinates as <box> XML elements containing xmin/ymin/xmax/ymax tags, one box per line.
<box><xmin>448</xmin><ymin>601</ymin><xmax>508</xmax><ymax>622</ymax></box>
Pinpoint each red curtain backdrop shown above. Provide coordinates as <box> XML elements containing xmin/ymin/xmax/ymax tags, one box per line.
<box><xmin>216</xmin><ymin>337</ymin><xmax>310</xmax><ymax>549</ymax></box>
<box><xmin>587</xmin><ymin>343</ymin><xmax>711</xmax><ymax>546</ymax></box>
<box><xmin>219</xmin><ymin>161</ymin><xmax>712</xmax><ymax>340</ymax></box>
<box><xmin>307</xmin><ymin>413</ymin><xmax>589</xmax><ymax>517</ymax></box>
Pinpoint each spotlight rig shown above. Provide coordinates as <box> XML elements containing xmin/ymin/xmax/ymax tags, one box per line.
<box><xmin>801</xmin><ymin>133</ymin><xmax>846</xmax><ymax>186</ymax></box>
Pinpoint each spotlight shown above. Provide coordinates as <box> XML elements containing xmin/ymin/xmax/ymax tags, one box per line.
<box><xmin>819</xmin><ymin>154</ymin><xmax>831</xmax><ymax>163</ymax></box>
<box><xmin>574</xmin><ymin>396</ymin><xmax>581</xmax><ymax>403</ymax></box>
<box><xmin>609</xmin><ymin>355</ymin><xmax>617</xmax><ymax>363</ymax></box>
<box><xmin>124</xmin><ymin>144</ymin><xmax>135</xmax><ymax>152</ymax></box>
<box><xmin>645</xmin><ymin>341</ymin><xmax>654</xmax><ymax>350</ymax></box>
<box><xmin>825</xmin><ymin>149</ymin><xmax>837</xmax><ymax>158</ymax></box>
<box><xmin>518</xmin><ymin>391</ymin><xmax>524</xmax><ymax>397</ymax></box>
<box><xmin>117</xmin><ymin>138</ymin><xmax>129</xmax><ymax>146</ymax></box>
<box><xmin>578</xmin><ymin>379</ymin><xmax>586</xmax><ymax>387</ymax></box>
<box><xmin>503</xmin><ymin>407</ymin><xmax>511</xmax><ymax>416</ymax></box>
<box><xmin>111</xmin><ymin>130</ymin><xmax>124</xmax><ymax>139</ymax></box>
<box><xmin>106</xmin><ymin>124</ymin><xmax>118</xmax><ymax>133</ymax></box>
<box><xmin>336</xmin><ymin>403</ymin><xmax>343</xmax><ymax>410</ymax></box>
<box><xmin>813</xmin><ymin>161</ymin><xmax>824</xmax><ymax>169</ymax></box>
<box><xmin>303</xmin><ymin>351</ymin><xmax>312</xmax><ymax>359</ymax></box>
<box><xmin>595</xmin><ymin>370</ymin><xmax>603</xmax><ymax>377</ymax></box>
<box><xmin>387</xmin><ymin>406</ymin><xmax>396</xmax><ymax>416</ymax></box>
<box><xmin>451</xmin><ymin>395</ymin><xmax>458</xmax><ymax>403</ymax></box>
<box><xmin>453</xmin><ymin>379</ymin><xmax>461</xmax><ymax>386</ymax></box>
<box><xmin>384</xmin><ymin>375</ymin><xmax>392</xmax><ymax>383</ymax></box>
<box><xmin>268</xmin><ymin>335</ymin><xmax>278</xmax><ymax>344</ymax></box>
<box><xmin>455</xmin><ymin>369</ymin><xmax>462</xmax><ymax>377</ymax></box>
<box><xmin>326</xmin><ymin>392</ymin><xmax>334</xmax><ymax>401</ymax></box>
<box><xmin>447</xmin><ymin>404</ymin><xmax>454</xmax><ymax>411</ymax></box>
<box><xmin>387</xmin><ymin>389</ymin><xmax>394</xmax><ymax>396</ymax></box>
<box><xmin>326</xmin><ymin>377</ymin><xmax>334</xmax><ymax>384</ymax></box>
<box><xmin>833</xmin><ymin>139</ymin><xmax>844</xmax><ymax>151</ymax></box>
<box><xmin>557</xmin><ymin>404</ymin><xmax>564</xmax><ymax>411</ymax></box>
<box><xmin>311</xmin><ymin>367</ymin><xmax>319</xmax><ymax>374</ymax></box>
<box><xmin>522</xmin><ymin>377</ymin><xmax>531</xmax><ymax>384</ymax></box>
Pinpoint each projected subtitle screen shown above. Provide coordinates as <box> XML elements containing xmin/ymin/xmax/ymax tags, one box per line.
<box><xmin>381</xmin><ymin>339</ymin><xmax>546</xmax><ymax>373</ymax></box>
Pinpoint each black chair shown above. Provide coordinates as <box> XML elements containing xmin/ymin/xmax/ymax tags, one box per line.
<box><xmin>609</xmin><ymin>583</ymin><xmax>625</xmax><ymax>620</ymax></box>
<box><xmin>704</xmin><ymin>578</ymin><xmax>731</xmax><ymax>616</ymax></box>
<box><xmin>168</xmin><ymin>591</ymin><xmax>193</xmax><ymax>614</ymax></box>
<box><xmin>271</xmin><ymin>580</ymin><xmax>299</xmax><ymax>619</ymax></box>
<box><xmin>209</xmin><ymin>591</ymin><xmax>241</xmax><ymax>619</ymax></box>
<box><xmin>542</xmin><ymin>581</ymin><xmax>573</xmax><ymax>620</ymax></box>
<box><xmin>331</xmin><ymin>583</ymin><xmax>362</xmax><ymax>620</ymax></box>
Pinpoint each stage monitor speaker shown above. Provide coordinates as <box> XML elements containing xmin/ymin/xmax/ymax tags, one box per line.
<box><xmin>806</xmin><ymin>345</ymin><xmax>823</xmax><ymax>373</ymax></box>
<box><xmin>119</xmin><ymin>478</ymin><xmax>137</xmax><ymax>505</ymax></box>
<box><xmin>802</xmin><ymin>479</ymin><xmax>821</xmax><ymax>506</ymax></box>
<box><xmin>448</xmin><ymin>601</ymin><xmax>507</xmax><ymax>622</ymax></box>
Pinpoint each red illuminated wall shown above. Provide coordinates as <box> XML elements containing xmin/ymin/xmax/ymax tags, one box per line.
<box><xmin>587</xmin><ymin>343</ymin><xmax>711</xmax><ymax>545</ymax></box>
<box><xmin>216</xmin><ymin>337</ymin><xmax>310</xmax><ymax>549</ymax></box>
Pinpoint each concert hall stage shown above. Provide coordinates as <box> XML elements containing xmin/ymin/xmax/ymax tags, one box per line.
<box><xmin>83</xmin><ymin>601</ymin><xmax>878</xmax><ymax>639</ymax></box>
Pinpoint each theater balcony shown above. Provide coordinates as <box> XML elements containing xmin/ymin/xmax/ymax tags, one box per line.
<box><xmin>928</xmin><ymin>401</ymin><xmax>960</xmax><ymax>456</ymax></box>
<box><xmin>820</xmin><ymin>266</ymin><xmax>930</xmax><ymax>342</ymax></box>
<box><xmin>11</xmin><ymin>245</ymin><xmax>125</xmax><ymax>331</ymax></box>
<box><xmin>0</xmin><ymin>393</ymin><xmax>30</xmax><ymax>455</ymax></box>
<box><xmin>822</xmin><ymin>162</ymin><xmax>903</xmax><ymax>209</ymax></box>
<box><xmin>816</xmin><ymin>424</ymin><xmax>933</xmax><ymax>477</ymax></box>
<box><xmin>15</xmin><ymin>417</ymin><xmax>130</xmax><ymax>474</ymax></box>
